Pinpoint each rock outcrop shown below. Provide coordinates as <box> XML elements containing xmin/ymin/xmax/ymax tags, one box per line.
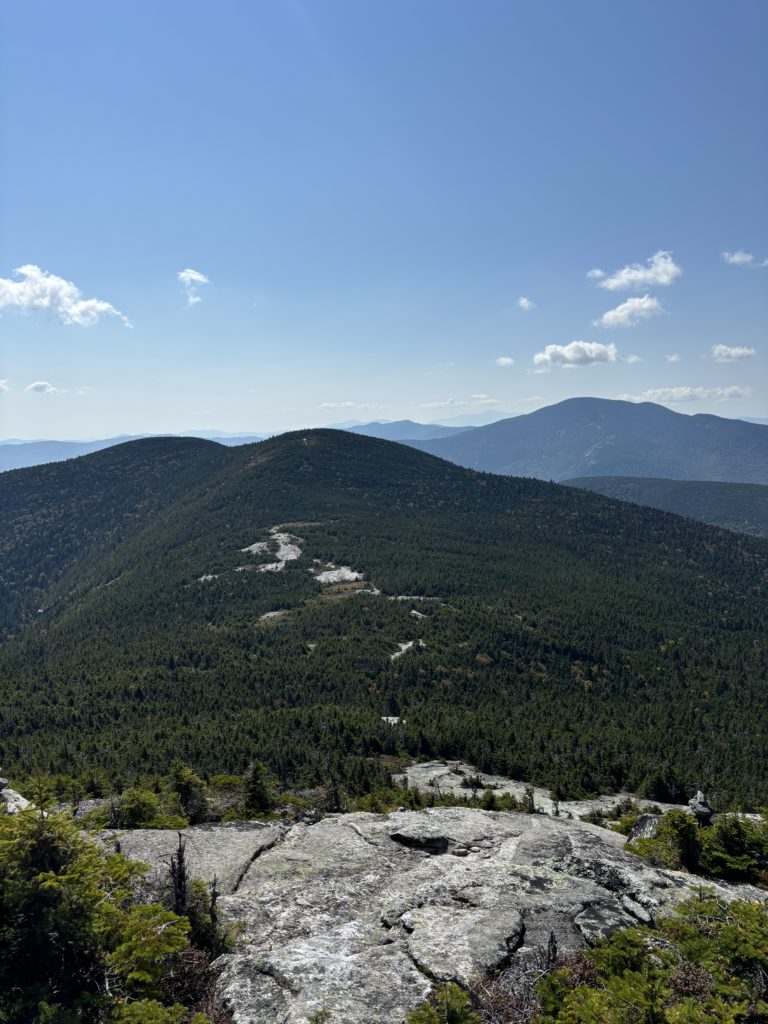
<box><xmin>104</xmin><ymin>807</ymin><xmax>763</xmax><ymax>1024</ymax></box>
<box><xmin>394</xmin><ymin>761</ymin><xmax>686</xmax><ymax>819</ymax></box>
<box><xmin>0</xmin><ymin>778</ymin><xmax>31</xmax><ymax>815</ymax></box>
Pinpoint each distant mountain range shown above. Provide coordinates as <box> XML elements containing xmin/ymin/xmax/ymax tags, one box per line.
<box><xmin>3</xmin><ymin>398</ymin><xmax>767</xmax><ymax>482</ymax></box>
<box><xmin>0</xmin><ymin>431</ymin><xmax>265</xmax><ymax>472</ymax></box>
<box><xmin>346</xmin><ymin>420</ymin><xmax>471</xmax><ymax>442</ymax></box>
<box><xmin>409</xmin><ymin>398</ymin><xmax>768</xmax><ymax>484</ymax></box>
<box><xmin>567</xmin><ymin>476</ymin><xmax>768</xmax><ymax>537</ymax></box>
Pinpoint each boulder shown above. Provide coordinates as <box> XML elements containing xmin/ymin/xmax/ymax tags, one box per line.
<box><xmin>628</xmin><ymin>813</ymin><xmax>663</xmax><ymax>842</ymax></box>
<box><xmin>688</xmin><ymin>790</ymin><xmax>713</xmax><ymax>826</ymax></box>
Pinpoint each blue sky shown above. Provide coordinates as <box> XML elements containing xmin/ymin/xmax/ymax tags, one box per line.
<box><xmin>1</xmin><ymin>0</ymin><xmax>766</xmax><ymax>439</ymax></box>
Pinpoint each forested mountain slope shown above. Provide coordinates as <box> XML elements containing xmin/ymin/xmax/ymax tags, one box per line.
<box><xmin>0</xmin><ymin>436</ymin><xmax>227</xmax><ymax>635</ymax></box>
<box><xmin>567</xmin><ymin>476</ymin><xmax>768</xmax><ymax>537</ymax></box>
<box><xmin>410</xmin><ymin>397</ymin><xmax>768</xmax><ymax>483</ymax></box>
<box><xmin>0</xmin><ymin>430</ymin><xmax>766</xmax><ymax>806</ymax></box>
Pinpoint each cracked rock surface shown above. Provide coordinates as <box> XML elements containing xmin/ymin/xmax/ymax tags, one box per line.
<box><xmin>103</xmin><ymin>821</ymin><xmax>284</xmax><ymax>895</ymax></box>
<box><xmin>107</xmin><ymin>808</ymin><xmax>762</xmax><ymax>1023</ymax></box>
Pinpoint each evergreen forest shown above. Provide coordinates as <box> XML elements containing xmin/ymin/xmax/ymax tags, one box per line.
<box><xmin>1</xmin><ymin>430</ymin><xmax>766</xmax><ymax>806</ymax></box>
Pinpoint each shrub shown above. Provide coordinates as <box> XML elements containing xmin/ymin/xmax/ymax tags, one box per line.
<box><xmin>407</xmin><ymin>983</ymin><xmax>480</xmax><ymax>1024</ymax></box>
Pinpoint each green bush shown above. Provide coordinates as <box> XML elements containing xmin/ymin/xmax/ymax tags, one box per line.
<box><xmin>0</xmin><ymin>809</ymin><xmax>189</xmax><ymax>1022</ymax></box>
<box><xmin>407</xmin><ymin>983</ymin><xmax>480</xmax><ymax>1024</ymax></box>
<box><xmin>628</xmin><ymin>810</ymin><xmax>700</xmax><ymax>871</ymax></box>
<box><xmin>535</xmin><ymin>893</ymin><xmax>768</xmax><ymax>1023</ymax></box>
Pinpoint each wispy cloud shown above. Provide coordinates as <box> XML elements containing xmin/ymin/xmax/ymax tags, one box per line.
<box><xmin>533</xmin><ymin>341</ymin><xmax>619</xmax><ymax>369</ymax></box>
<box><xmin>624</xmin><ymin>354</ymin><xmax>643</xmax><ymax>364</ymax></box>
<box><xmin>25</xmin><ymin>381</ymin><xmax>58</xmax><ymax>393</ymax></box>
<box><xmin>588</xmin><ymin>250</ymin><xmax>681</xmax><ymax>291</ymax></box>
<box><xmin>0</xmin><ymin>379</ymin><xmax>9</xmax><ymax>393</ymax></box>
<box><xmin>495</xmin><ymin>356</ymin><xmax>514</xmax><ymax>367</ymax></box>
<box><xmin>0</xmin><ymin>264</ymin><xmax>131</xmax><ymax>327</ymax></box>
<box><xmin>517</xmin><ymin>296</ymin><xmax>535</xmax><ymax>311</ymax></box>
<box><xmin>711</xmin><ymin>344</ymin><xmax>756</xmax><ymax>362</ymax></box>
<box><xmin>421</xmin><ymin>395</ymin><xmax>500</xmax><ymax>409</ymax></box>
<box><xmin>619</xmin><ymin>385</ymin><xmax>752</xmax><ymax>403</ymax></box>
<box><xmin>178</xmin><ymin>268</ymin><xmax>210</xmax><ymax>306</ymax></box>
<box><xmin>594</xmin><ymin>294</ymin><xmax>664</xmax><ymax>328</ymax></box>
<box><xmin>722</xmin><ymin>249</ymin><xmax>768</xmax><ymax>268</ymax></box>
<box><xmin>664</xmin><ymin>353</ymin><xmax>681</xmax><ymax>363</ymax></box>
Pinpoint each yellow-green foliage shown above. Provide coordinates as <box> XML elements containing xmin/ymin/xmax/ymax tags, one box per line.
<box><xmin>407</xmin><ymin>983</ymin><xmax>480</xmax><ymax>1024</ymax></box>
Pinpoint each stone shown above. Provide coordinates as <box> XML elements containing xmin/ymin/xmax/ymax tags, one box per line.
<box><xmin>102</xmin><ymin>821</ymin><xmax>283</xmax><ymax>894</ymax></box>
<box><xmin>1</xmin><ymin>785</ymin><xmax>32</xmax><ymax>815</ymax></box>
<box><xmin>103</xmin><ymin>806</ymin><xmax>765</xmax><ymax>1024</ymax></box>
<box><xmin>393</xmin><ymin>760</ymin><xmax>688</xmax><ymax>819</ymax></box>
<box><xmin>628</xmin><ymin>813</ymin><xmax>663</xmax><ymax>842</ymax></box>
<box><xmin>688</xmin><ymin>790</ymin><xmax>713</xmax><ymax>826</ymax></box>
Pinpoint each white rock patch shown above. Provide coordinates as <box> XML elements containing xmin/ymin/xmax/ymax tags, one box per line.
<box><xmin>315</xmin><ymin>566</ymin><xmax>364</xmax><ymax>584</ymax></box>
<box><xmin>197</xmin><ymin>574</ymin><xmax>219</xmax><ymax>583</ymax></box>
<box><xmin>390</xmin><ymin>639</ymin><xmax>426</xmax><ymax>661</ymax></box>
<box><xmin>240</xmin><ymin>541</ymin><xmax>269</xmax><ymax>555</ymax></box>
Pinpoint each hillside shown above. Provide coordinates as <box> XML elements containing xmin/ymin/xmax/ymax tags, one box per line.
<box><xmin>567</xmin><ymin>476</ymin><xmax>768</xmax><ymax>537</ymax></box>
<box><xmin>0</xmin><ymin>436</ymin><xmax>146</xmax><ymax>471</ymax></box>
<box><xmin>410</xmin><ymin>397</ymin><xmax>768</xmax><ymax>483</ymax></box>
<box><xmin>0</xmin><ymin>430</ymin><xmax>766</xmax><ymax>806</ymax></box>
<box><xmin>0</xmin><ymin>431</ymin><xmax>265</xmax><ymax>472</ymax></box>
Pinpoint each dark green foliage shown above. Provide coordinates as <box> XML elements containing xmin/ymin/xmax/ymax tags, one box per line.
<box><xmin>568</xmin><ymin>476</ymin><xmax>768</xmax><ymax>537</ymax></box>
<box><xmin>0</xmin><ymin>809</ymin><xmax>191</xmax><ymax>1023</ymax></box>
<box><xmin>170</xmin><ymin>761</ymin><xmax>209</xmax><ymax>824</ymax></box>
<box><xmin>536</xmin><ymin>893</ymin><xmax>768</xmax><ymax>1023</ymax></box>
<box><xmin>698</xmin><ymin>814</ymin><xmax>768</xmax><ymax>884</ymax></box>
<box><xmin>242</xmin><ymin>761</ymin><xmax>273</xmax><ymax>816</ymax></box>
<box><xmin>1</xmin><ymin>430</ymin><xmax>767</xmax><ymax>805</ymax></box>
<box><xmin>629</xmin><ymin>810</ymin><xmax>768</xmax><ymax>886</ymax></box>
<box><xmin>629</xmin><ymin>810</ymin><xmax>701</xmax><ymax>872</ymax></box>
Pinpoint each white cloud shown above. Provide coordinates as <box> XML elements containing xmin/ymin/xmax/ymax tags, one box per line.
<box><xmin>594</xmin><ymin>294</ymin><xmax>664</xmax><ymax>328</ymax></box>
<box><xmin>619</xmin><ymin>385</ymin><xmax>752</xmax><ymax>403</ymax></box>
<box><xmin>495</xmin><ymin>356</ymin><xmax>515</xmax><ymax>367</ymax></box>
<box><xmin>421</xmin><ymin>395</ymin><xmax>500</xmax><ymax>409</ymax></box>
<box><xmin>711</xmin><ymin>344</ymin><xmax>756</xmax><ymax>362</ymax></box>
<box><xmin>624</xmin><ymin>354</ymin><xmax>643</xmax><ymax>364</ymax></box>
<box><xmin>25</xmin><ymin>381</ymin><xmax>57</xmax><ymax>393</ymax></box>
<box><xmin>0</xmin><ymin>379</ymin><xmax>9</xmax><ymax>392</ymax></box>
<box><xmin>178</xmin><ymin>268</ymin><xmax>210</xmax><ymax>306</ymax></box>
<box><xmin>664</xmin><ymin>353</ymin><xmax>681</xmax><ymax>363</ymax></box>
<box><xmin>589</xmin><ymin>250</ymin><xmax>681</xmax><ymax>291</ymax></box>
<box><xmin>721</xmin><ymin>249</ymin><xmax>768</xmax><ymax>267</ymax></box>
<box><xmin>722</xmin><ymin>249</ymin><xmax>754</xmax><ymax>266</ymax></box>
<box><xmin>0</xmin><ymin>264</ymin><xmax>131</xmax><ymax>327</ymax></box>
<box><xmin>533</xmin><ymin>341</ymin><xmax>619</xmax><ymax>368</ymax></box>
<box><xmin>319</xmin><ymin>401</ymin><xmax>386</xmax><ymax>410</ymax></box>
<box><xmin>517</xmin><ymin>296</ymin><xmax>535</xmax><ymax>311</ymax></box>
